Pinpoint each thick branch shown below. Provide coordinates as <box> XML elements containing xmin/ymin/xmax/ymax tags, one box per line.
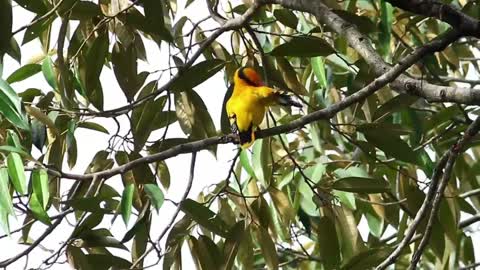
<box><xmin>386</xmin><ymin>0</ymin><xmax>480</xmax><ymax>39</ymax></box>
<box><xmin>409</xmin><ymin>116</ymin><xmax>480</xmax><ymax>269</ymax></box>
<box><xmin>262</xmin><ymin>0</ymin><xmax>480</xmax><ymax>105</ymax></box>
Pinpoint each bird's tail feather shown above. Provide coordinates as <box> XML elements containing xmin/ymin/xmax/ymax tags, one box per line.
<box><xmin>275</xmin><ymin>93</ymin><xmax>303</xmax><ymax>108</ymax></box>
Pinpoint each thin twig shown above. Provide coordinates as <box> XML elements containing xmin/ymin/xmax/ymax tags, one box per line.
<box><xmin>130</xmin><ymin>152</ymin><xmax>197</xmax><ymax>269</ymax></box>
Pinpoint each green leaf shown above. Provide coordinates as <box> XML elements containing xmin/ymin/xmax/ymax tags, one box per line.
<box><xmin>132</xmin><ymin>85</ymin><xmax>167</xmax><ymax>150</ymax></box>
<box><xmin>223</xmin><ymin>221</ymin><xmax>245</xmax><ymax>270</ymax></box>
<box><xmin>273</xmin><ymin>9</ymin><xmax>298</xmax><ymax>28</ymax></box>
<box><xmin>7</xmin><ymin>152</ymin><xmax>26</xmax><ymax>195</ymax></box>
<box><xmin>78</xmin><ymin>121</ymin><xmax>109</xmax><ymax>134</ymax></box>
<box><xmin>378</xmin><ymin>0</ymin><xmax>393</xmax><ymax>57</ymax></box>
<box><xmin>362</xmin><ymin>202</ymin><xmax>384</xmax><ymax>238</ymax></box>
<box><xmin>0</xmin><ymin>168</ymin><xmax>14</xmax><ymax>215</ymax></box>
<box><xmin>13</xmin><ymin>0</ymin><xmax>47</xmax><ymax>14</ymax></box>
<box><xmin>120</xmin><ymin>184</ymin><xmax>134</xmax><ymax>225</ymax></box>
<box><xmin>332</xmin><ymin>177</ymin><xmax>389</xmax><ymax>193</ymax></box>
<box><xmin>0</xmin><ymin>145</ymin><xmax>29</xmax><ymax>156</ymax></box>
<box><xmin>312</xmin><ymin>56</ymin><xmax>327</xmax><ymax>89</ymax></box>
<box><xmin>240</xmin><ymin>149</ymin><xmax>255</xmax><ymax>177</ymax></box>
<box><xmin>121</xmin><ymin>204</ymin><xmax>150</xmax><ymax>243</ymax></box>
<box><xmin>6</xmin><ymin>64</ymin><xmax>41</xmax><ymax>84</ymax></box>
<box><xmin>341</xmin><ymin>247</ymin><xmax>394</xmax><ymax>270</ymax></box>
<box><xmin>171</xmin><ymin>59</ymin><xmax>225</xmax><ymax>92</ymax></box>
<box><xmin>66</xmin><ymin>246</ymin><xmax>91</xmax><ymax>270</ymax></box>
<box><xmin>175</xmin><ymin>89</ymin><xmax>217</xmax><ymax>144</ymax></box>
<box><xmin>29</xmin><ymin>193</ymin><xmax>51</xmax><ymax>225</ymax></box>
<box><xmin>317</xmin><ymin>216</ymin><xmax>340</xmax><ymax>269</ymax></box>
<box><xmin>85</xmin><ymin>254</ymin><xmax>132</xmax><ymax>270</ymax></box>
<box><xmin>77</xmin><ymin>229</ymin><xmax>128</xmax><ymax>250</ymax></box>
<box><xmin>0</xmin><ymin>78</ymin><xmax>29</xmax><ymax>130</ymax></box>
<box><xmin>163</xmin><ymin>216</ymin><xmax>192</xmax><ymax>269</ymax></box>
<box><xmin>333</xmin><ymin>10</ymin><xmax>376</xmax><ymax>34</ymax></box>
<box><xmin>42</xmin><ymin>56</ymin><xmax>57</xmax><ymax>89</ymax></box>
<box><xmin>85</xmin><ymin>32</ymin><xmax>108</xmax><ymax>110</ymax></box>
<box><xmin>70</xmin><ymin>1</ymin><xmax>101</xmax><ymax>20</ymax></box>
<box><xmin>256</xmin><ymin>226</ymin><xmax>279</xmax><ymax>269</ymax></box>
<box><xmin>144</xmin><ymin>184</ymin><xmax>164</xmax><ymax>213</ymax></box>
<box><xmin>363</xmin><ymin>128</ymin><xmax>418</xmax><ymax>164</ymax></box>
<box><xmin>189</xmin><ymin>236</ymin><xmax>218</xmax><ymax>270</ymax></box>
<box><xmin>32</xmin><ymin>169</ymin><xmax>49</xmax><ymax>209</ymax></box>
<box><xmin>156</xmin><ymin>161</ymin><xmax>170</xmax><ymax>190</ymax></box>
<box><xmin>112</xmin><ymin>41</ymin><xmax>139</xmax><ymax>102</ymax></box>
<box><xmin>373</xmin><ymin>94</ymin><xmax>418</xmax><ymax>121</ymax></box>
<box><xmin>268</xmin><ymin>187</ymin><xmax>295</xmax><ymax>222</ymax></box>
<box><xmin>142</xmin><ymin>0</ymin><xmax>173</xmax><ymax>42</ymax></box>
<box><xmin>180</xmin><ymin>199</ymin><xmax>228</xmax><ymax>237</ymax></box>
<box><xmin>252</xmin><ymin>138</ymin><xmax>272</xmax><ymax>187</ymax></box>
<box><xmin>269</xmin><ymin>36</ymin><xmax>335</xmax><ymax>57</ymax></box>
<box><xmin>5</xmin><ymin>36</ymin><xmax>21</xmax><ymax>63</ymax></box>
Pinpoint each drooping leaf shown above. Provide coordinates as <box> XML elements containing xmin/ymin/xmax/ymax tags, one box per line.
<box><xmin>7</xmin><ymin>152</ymin><xmax>26</xmax><ymax>195</ymax></box>
<box><xmin>170</xmin><ymin>59</ymin><xmax>225</xmax><ymax>92</ymax></box>
<box><xmin>0</xmin><ymin>78</ymin><xmax>29</xmax><ymax>130</ymax></box>
<box><xmin>317</xmin><ymin>216</ymin><xmax>340</xmax><ymax>269</ymax></box>
<box><xmin>175</xmin><ymin>89</ymin><xmax>217</xmax><ymax>148</ymax></box>
<box><xmin>223</xmin><ymin>221</ymin><xmax>245</xmax><ymax>270</ymax></box>
<box><xmin>84</xmin><ymin>31</ymin><xmax>109</xmax><ymax>110</ymax></box>
<box><xmin>112</xmin><ymin>41</ymin><xmax>139</xmax><ymax>101</ymax></box>
<box><xmin>156</xmin><ymin>161</ymin><xmax>170</xmax><ymax>190</ymax></box>
<box><xmin>332</xmin><ymin>177</ymin><xmax>390</xmax><ymax>193</ymax></box>
<box><xmin>120</xmin><ymin>184</ymin><xmax>134</xmax><ymax>225</ymax></box>
<box><xmin>78</xmin><ymin>121</ymin><xmax>109</xmax><ymax>134</ymax></box>
<box><xmin>144</xmin><ymin>184</ymin><xmax>164</xmax><ymax>213</ymax></box>
<box><xmin>269</xmin><ymin>36</ymin><xmax>335</xmax><ymax>57</ymax></box>
<box><xmin>32</xmin><ymin>169</ymin><xmax>49</xmax><ymax>209</ymax></box>
<box><xmin>273</xmin><ymin>9</ymin><xmax>298</xmax><ymax>29</ymax></box>
<box><xmin>180</xmin><ymin>199</ymin><xmax>228</xmax><ymax>237</ymax></box>
<box><xmin>6</xmin><ymin>64</ymin><xmax>42</xmax><ymax>84</ymax></box>
<box><xmin>362</xmin><ymin>128</ymin><xmax>418</xmax><ymax>164</ymax></box>
<box><xmin>29</xmin><ymin>193</ymin><xmax>51</xmax><ymax>225</ymax></box>
<box><xmin>0</xmin><ymin>168</ymin><xmax>14</xmax><ymax>224</ymax></box>
<box><xmin>256</xmin><ymin>226</ymin><xmax>279</xmax><ymax>269</ymax></box>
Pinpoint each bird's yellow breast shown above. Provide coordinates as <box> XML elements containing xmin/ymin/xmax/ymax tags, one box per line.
<box><xmin>226</xmin><ymin>84</ymin><xmax>272</xmax><ymax>132</ymax></box>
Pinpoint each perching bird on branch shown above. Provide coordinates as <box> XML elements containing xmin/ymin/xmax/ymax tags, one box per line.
<box><xmin>226</xmin><ymin>67</ymin><xmax>302</xmax><ymax>149</ymax></box>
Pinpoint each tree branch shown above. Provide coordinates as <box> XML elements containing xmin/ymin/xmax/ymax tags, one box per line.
<box><xmin>386</xmin><ymin>0</ymin><xmax>480</xmax><ymax>39</ymax></box>
<box><xmin>409</xmin><ymin>116</ymin><xmax>480</xmax><ymax>269</ymax></box>
<box><xmin>129</xmin><ymin>152</ymin><xmax>197</xmax><ymax>269</ymax></box>
<box><xmin>43</xmin><ymin>30</ymin><xmax>457</xmax><ymax>183</ymax></box>
<box><xmin>262</xmin><ymin>0</ymin><xmax>480</xmax><ymax>105</ymax></box>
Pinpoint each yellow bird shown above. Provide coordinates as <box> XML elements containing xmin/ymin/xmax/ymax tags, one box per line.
<box><xmin>226</xmin><ymin>67</ymin><xmax>302</xmax><ymax>148</ymax></box>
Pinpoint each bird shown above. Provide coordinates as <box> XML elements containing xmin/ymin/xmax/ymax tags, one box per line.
<box><xmin>225</xmin><ymin>67</ymin><xmax>302</xmax><ymax>149</ymax></box>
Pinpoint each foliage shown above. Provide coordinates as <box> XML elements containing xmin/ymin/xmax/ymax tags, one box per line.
<box><xmin>0</xmin><ymin>0</ymin><xmax>479</xmax><ymax>269</ymax></box>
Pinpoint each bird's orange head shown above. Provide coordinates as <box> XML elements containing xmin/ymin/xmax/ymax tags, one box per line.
<box><xmin>234</xmin><ymin>67</ymin><xmax>264</xmax><ymax>86</ymax></box>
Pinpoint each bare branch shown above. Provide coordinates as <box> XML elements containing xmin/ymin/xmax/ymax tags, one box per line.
<box><xmin>130</xmin><ymin>152</ymin><xmax>197</xmax><ymax>269</ymax></box>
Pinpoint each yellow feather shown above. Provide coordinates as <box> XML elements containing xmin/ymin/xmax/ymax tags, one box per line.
<box><xmin>226</xmin><ymin>68</ymin><xmax>278</xmax><ymax>148</ymax></box>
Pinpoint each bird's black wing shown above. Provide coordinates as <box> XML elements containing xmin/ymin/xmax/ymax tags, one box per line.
<box><xmin>221</xmin><ymin>83</ymin><xmax>234</xmax><ymax>134</ymax></box>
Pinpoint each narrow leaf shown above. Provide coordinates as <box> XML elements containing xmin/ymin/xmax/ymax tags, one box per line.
<box><xmin>144</xmin><ymin>184</ymin><xmax>164</xmax><ymax>213</ymax></box>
